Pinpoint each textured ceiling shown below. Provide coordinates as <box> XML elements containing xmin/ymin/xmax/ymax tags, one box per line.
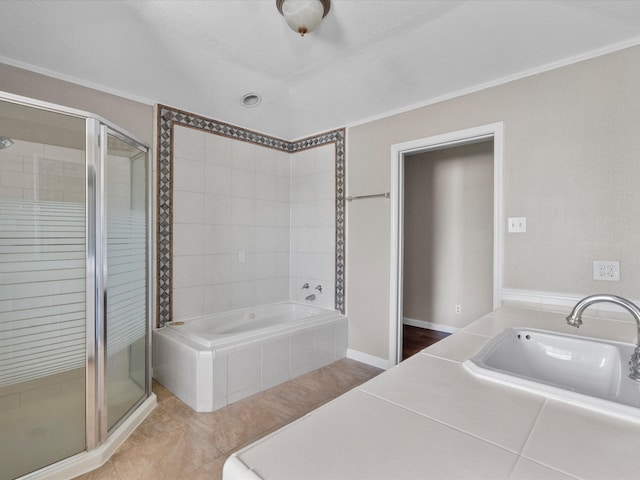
<box><xmin>1</xmin><ymin>0</ymin><xmax>640</xmax><ymax>139</ymax></box>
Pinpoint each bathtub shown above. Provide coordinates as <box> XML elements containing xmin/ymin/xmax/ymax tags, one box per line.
<box><xmin>152</xmin><ymin>302</ymin><xmax>348</xmax><ymax>412</ymax></box>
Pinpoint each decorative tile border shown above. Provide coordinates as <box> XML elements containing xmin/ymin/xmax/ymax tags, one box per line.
<box><xmin>290</xmin><ymin>130</ymin><xmax>346</xmax><ymax>315</ymax></box>
<box><xmin>156</xmin><ymin>105</ymin><xmax>346</xmax><ymax>326</ymax></box>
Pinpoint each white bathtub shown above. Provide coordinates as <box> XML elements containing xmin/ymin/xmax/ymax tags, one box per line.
<box><xmin>152</xmin><ymin>302</ymin><xmax>348</xmax><ymax>412</ymax></box>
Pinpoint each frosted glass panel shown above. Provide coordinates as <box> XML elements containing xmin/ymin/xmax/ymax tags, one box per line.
<box><xmin>0</xmin><ymin>101</ymin><xmax>86</xmax><ymax>479</ymax></box>
<box><xmin>105</xmin><ymin>131</ymin><xmax>148</xmax><ymax>430</ymax></box>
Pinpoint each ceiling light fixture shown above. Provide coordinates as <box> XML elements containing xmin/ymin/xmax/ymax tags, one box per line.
<box><xmin>241</xmin><ymin>93</ymin><xmax>262</xmax><ymax>108</ymax></box>
<box><xmin>276</xmin><ymin>0</ymin><xmax>330</xmax><ymax>37</ymax></box>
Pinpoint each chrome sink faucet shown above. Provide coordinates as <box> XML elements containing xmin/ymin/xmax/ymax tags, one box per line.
<box><xmin>566</xmin><ymin>294</ymin><xmax>640</xmax><ymax>381</ymax></box>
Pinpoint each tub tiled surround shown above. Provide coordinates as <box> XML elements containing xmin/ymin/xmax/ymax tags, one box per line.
<box><xmin>172</xmin><ymin>126</ymin><xmax>291</xmax><ymax>318</ymax></box>
<box><xmin>153</xmin><ymin>311</ymin><xmax>348</xmax><ymax>411</ymax></box>
<box><xmin>225</xmin><ymin>304</ymin><xmax>640</xmax><ymax>479</ymax></box>
<box><xmin>172</xmin><ymin>126</ymin><xmax>337</xmax><ymax>318</ymax></box>
<box><xmin>290</xmin><ymin>144</ymin><xmax>335</xmax><ymax>309</ymax></box>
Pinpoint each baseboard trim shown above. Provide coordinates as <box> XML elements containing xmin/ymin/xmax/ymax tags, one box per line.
<box><xmin>347</xmin><ymin>349</ymin><xmax>393</xmax><ymax>370</ymax></box>
<box><xmin>402</xmin><ymin>317</ymin><xmax>460</xmax><ymax>334</ymax></box>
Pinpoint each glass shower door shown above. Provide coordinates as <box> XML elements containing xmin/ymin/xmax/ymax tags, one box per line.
<box><xmin>103</xmin><ymin>129</ymin><xmax>149</xmax><ymax>431</ymax></box>
<box><xmin>0</xmin><ymin>101</ymin><xmax>87</xmax><ymax>479</ymax></box>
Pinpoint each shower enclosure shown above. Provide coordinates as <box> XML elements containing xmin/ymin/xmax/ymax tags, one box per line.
<box><xmin>0</xmin><ymin>92</ymin><xmax>154</xmax><ymax>479</ymax></box>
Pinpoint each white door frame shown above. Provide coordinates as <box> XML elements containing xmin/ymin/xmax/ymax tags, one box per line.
<box><xmin>389</xmin><ymin>122</ymin><xmax>504</xmax><ymax>365</ymax></box>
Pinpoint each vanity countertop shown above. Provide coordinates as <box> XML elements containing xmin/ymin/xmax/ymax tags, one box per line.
<box><xmin>223</xmin><ymin>304</ymin><xmax>640</xmax><ymax>479</ymax></box>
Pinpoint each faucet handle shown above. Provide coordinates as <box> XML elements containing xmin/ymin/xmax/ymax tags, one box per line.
<box><xmin>302</xmin><ymin>283</ymin><xmax>309</xmax><ymax>289</ymax></box>
<box><xmin>315</xmin><ymin>284</ymin><xmax>323</xmax><ymax>294</ymax></box>
<box><xmin>630</xmin><ymin>347</ymin><xmax>640</xmax><ymax>381</ymax></box>
<box><xmin>565</xmin><ymin>314</ymin><xmax>582</xmax><ymax>328</ymax></box>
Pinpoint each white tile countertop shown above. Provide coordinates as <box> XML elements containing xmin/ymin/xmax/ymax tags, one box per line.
<box><xmin>223</xmin><ymin>304</ymin><xmax>640</xmax><ymax>479</ymax></box>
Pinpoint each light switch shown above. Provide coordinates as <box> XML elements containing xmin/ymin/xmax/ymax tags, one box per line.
<box><xmin>238</xmin><ymin>251</ymin><xmax>246</xmax><ymax>264</ymax></box>
<box><xmin>507</xmin><ymin>217</ymin><xmax>526</xmax><ymax>233</ymax></box>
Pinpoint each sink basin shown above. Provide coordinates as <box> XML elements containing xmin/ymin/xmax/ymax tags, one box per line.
<box><xmin>463</xmin><ymin>328</ymin><xmax>640</xmax><ymax>421</ymax></box>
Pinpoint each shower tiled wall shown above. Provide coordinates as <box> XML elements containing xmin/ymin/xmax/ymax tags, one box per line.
<box><xmin>0</xmin><ymin>138</ymin><xmax>87</xmax><ymax>390</ymax></box>
<box><xmin>0</xmin><ymin>137</ymin><xmax>142</xmax><ymax>386</ymax></box>
<box><xmin>172</xmin><ymin>126</ymin><xmax>291</xmax><ymax>318</ymax></box>
<box><xmin>0</xmin><ymin>140</ymin><xmax>84</xmax><ymax>202</ymax></box>
<box><xmin>290</xmin><ymin>144</ymin><xmax>336</xmax><ymax>309</ymax></box>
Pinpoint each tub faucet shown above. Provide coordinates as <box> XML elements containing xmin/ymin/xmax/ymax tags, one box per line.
<box><xmin>566</xmin><ymin>294</ymin><xmax>640</xmax><ymax>381</ymax></box>
<box><xmin>302</xmin><ymin>283</ymin><xmax>310</xmax><ymax>289</ymax></box>
<box><xmin>315</xmin><ymin>284</ymin><xmax>323</xmax><ymax>294</ymax></box>
<box><xmin>305</xmin><ymin>294</ymin><xmax>316</xmax><ymax>302</ymax></box>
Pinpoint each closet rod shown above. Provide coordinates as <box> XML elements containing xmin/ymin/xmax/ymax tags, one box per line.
<box><xmin>346</xmin><ymin>192</ymin><xmax>390</xmax><ymax>202</ymax></box>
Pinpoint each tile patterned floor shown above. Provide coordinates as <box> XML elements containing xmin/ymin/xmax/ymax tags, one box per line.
<box><xmin>75</xmin><ymin>359</ymin><xmax>383</xmax><ymax>480</ymax></box>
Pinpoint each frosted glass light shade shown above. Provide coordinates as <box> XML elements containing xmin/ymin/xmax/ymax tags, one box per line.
<box><xmin>277</xmin><ymin>0</ymin><xmax>330</xmax><ymax>36</ymax></box>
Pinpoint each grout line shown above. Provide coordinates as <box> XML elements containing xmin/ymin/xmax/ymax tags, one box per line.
<box><xmin>356</xmin><ymin>388</ymin><xmax>522</xmax><ymax>455</ymax></box>
<box><xmin>506</xmin><ymin>398</ymin><xmax>547</xmax><ymax>478</ymax></box>
<box><xmin>418</xmin><ymin>352</ymin><xmax>462</xmax><ymax>365</ymax></box>
<box><xmin>515</xmin><ymin>399</ymin><xmax>584</xmax><ymax>480</ymax></box>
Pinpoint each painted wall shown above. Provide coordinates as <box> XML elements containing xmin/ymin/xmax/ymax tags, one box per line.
<box><xmin>0</xmin><ymin>62</ymin><xmax>152</xmax><ymax>145</ymax></box>
<box><xmin>403</xmin><ymin>142</ymin><xmax>494</xmax><ymax>330</ymax></box>
<box><xmin>347</xmin><ymin>45</ymin><xmax>640</xmax><ymax>362</ymax></box>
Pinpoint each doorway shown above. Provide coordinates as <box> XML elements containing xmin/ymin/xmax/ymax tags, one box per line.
<box><xmin>390</xmin><ymin>123</ymin><xmax>504</xmax><ymax>365</ymax></box>
<box><xmin>401</xmin><ymin>141</ymin><xmax>493</xmax><ymax>359</ymax></box>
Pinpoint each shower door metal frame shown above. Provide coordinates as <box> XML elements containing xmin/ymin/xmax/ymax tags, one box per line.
<box><xmin>86</xmin><ymin>117</ymin><xmax>101</xmax><ymax>450</ymax></box>
<box><xmin>0</xmin><ymin>90</ymin><xmax>152</xmax><ymax>454</ymax></box>
<box><xmin>98</xmin><ymin>123</ymin><xmax>152</xmax><ymax>440</ymax></box>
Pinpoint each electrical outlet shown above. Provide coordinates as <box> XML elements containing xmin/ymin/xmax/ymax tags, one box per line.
<box><xmin>507</xmin><ymin>217</ymin><xmax>526</xmax><ymax>233</ymax></box>
<box><xmin>455</xmin><ymin>305</ymin><xmax>462</xmax><ymax>314</ymax></box>
<box><xmin>238</xmin><ymin>251</ymin><xmax>246</xmax><ymax>264</ymax></box>
<box><xmin>593</xmin><ymin>260</ymin><xmax>620</xmax><ymax>281</ymax></box>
